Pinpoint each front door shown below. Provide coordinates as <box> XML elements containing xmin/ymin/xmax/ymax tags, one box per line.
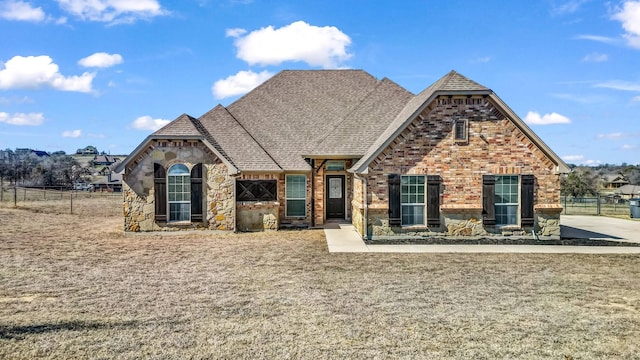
<box><xmin>326</xmin><ymin>175</ymin><xmax>345</xmax><ymax>219</ymax></box>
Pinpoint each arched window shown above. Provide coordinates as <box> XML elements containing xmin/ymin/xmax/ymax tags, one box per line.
<box><xmin>168</xmin><ymin>164</ymin><xmax>191</xmax><ymax>221</ymax></box>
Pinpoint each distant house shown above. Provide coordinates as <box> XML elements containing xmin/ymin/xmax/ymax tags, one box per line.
<box><xmin>93</xmin><ymin>155</ymin><xmax>121</xmax><ymax>166</ymax></box>
<box><xmin>76</xmin><ymin>146</ymin><xmax>98</xmax><ymax>155</ymax></box>
<box><xmin>600</xmin><ymin>174</ymin><xmax>629</xmax><ymax>192</ymax></box>
<box><xmin>617</xmin><ymin>184</ymin><xmax>640</xmax><ymax>199</ymax></box>
<box><xmin>91</xmin><ymin>170</ymin><xmax>122</xmax><ymax>192</ymax></box>
<box><xmin>14</xmin><ymin>148</ymin><xmax>49</xmax><ymax>158</ymax></box>
<box><xmin>31</xmin><ymin>150</ymin><xmax>49</xmax><ymax>158</ymax></box>
<box><xmin>116</xmin><ymin>70</ymin><xmax>569</xmax><ymax>238</ymax></box>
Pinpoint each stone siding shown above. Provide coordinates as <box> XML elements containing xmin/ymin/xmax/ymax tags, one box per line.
<box><xmin>361</xmin><ymin>95</ymin><xmax>562</xmax><ymax>239</ymax></box>
<box><xmin>122</xmin><ymin>140</ymin><xmax>234</xmax><ymax>231</ymax></box>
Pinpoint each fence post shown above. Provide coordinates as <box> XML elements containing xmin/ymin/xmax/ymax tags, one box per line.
<box><xmin>70</xmin><ymin>191</ymin><xmax>73</xmax><ymax>214</ymax></box>
<box><xmin>23</xmin><ymin>187</ymin><xmax>26</xmax><ymax>201</ymax></box>
<box><xmin>563</xmin><ymin>196</ymin><xmax>567</xmax><ymax>215</ymax></box>
<box><xmin>43</xmin><ymin>186</ymin><xmax>46</xmax><ymax>200</ymax></box>
<box><xmin>597</xmin><ymin>193</ymin><xmax>601</xmax><ymax>215</ymax></box>
<box><xmin>14</xmin><ymin>186</ymin><xmax>17</xmax><ymax>207</ymax></box>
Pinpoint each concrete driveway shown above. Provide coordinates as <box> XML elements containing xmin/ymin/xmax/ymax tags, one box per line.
<box><xmin>561</xmin><ymin>215</ymin><xmax>640</xmax><ymax>243</ymax></box>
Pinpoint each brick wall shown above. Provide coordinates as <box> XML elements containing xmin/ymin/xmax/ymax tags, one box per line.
<box><xmin>361</xmin><ymin>95</ymin><xmax>562</xmax><ymax>238</ymax></box>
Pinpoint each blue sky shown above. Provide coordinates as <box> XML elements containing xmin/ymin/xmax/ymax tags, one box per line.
<box><xmin>0</xmin><ymin>0</ymin><xmax>639</xmax><ymax>165</ymax></box>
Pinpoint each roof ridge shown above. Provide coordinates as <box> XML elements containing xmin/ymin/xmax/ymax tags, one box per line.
<box><xmin>223</xmin><ymin>107</ymin><xmax>283</xmax><ymax>171</ymax></box>
<box><xmin>190</xmin><ymin>112</ymin><xmax>237</xmax><ymax>168</ymax></box>
<box><xmin>309</xmin><ymin>76</ymin><xmax>396</xmax><ymax>152</ymax></box>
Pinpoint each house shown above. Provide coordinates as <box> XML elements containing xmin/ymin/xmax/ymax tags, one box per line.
<box><xmin>600</xmin><ymin>174</ymin><xmax>629</xmax><ymax>194</ymax></box>
<box><xmin>93</xmin><ymin>155</ymin><xmax>121</xmax><ymax>166</ymax></box>
<box><xmin>116</xmin><ymin>70</ymin><xmax>569</xmax><ymax>238</ymax></box>
<box><xmin>76</xmin><ymin>146</ymin><xmax>98</xmax><ymax>155</ymax></box>
<box><xmin>617</xmin><ymin>184</ymin><xmax>640</xmax><ymax>199</ymax></box>
<box><xmin>91</xmin><ymin>170</ymin><xmax>123</xmax><ymax>192</ymax></box>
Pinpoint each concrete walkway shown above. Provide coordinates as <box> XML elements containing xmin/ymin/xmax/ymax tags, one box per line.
<box><xmin>324</xmin><ymin>216</ymin><xmax>640</xmax><ymax>254</ymax></box>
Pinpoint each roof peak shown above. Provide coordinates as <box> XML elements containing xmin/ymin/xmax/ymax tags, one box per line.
<box><xmin>434</xmin><ymin>70</ymin><xmax>490</xmax><ymax>92</ymax></box>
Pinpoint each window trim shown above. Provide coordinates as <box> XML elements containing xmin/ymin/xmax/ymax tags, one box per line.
<box><xmin>494</xmin><ymin>175</ymin><xmax>519</xmax><ymax>226</ymax></box>
<box><xmin>285</xmin><ymin>174</ymin><xmax>307</xmax><ymax>217</ymax></box>
<box><xmin>325</xmin><ymin>160</ymin><xmax>346</xmax><ymax>171</ymax></box>
<box><xmin>400</xmin><ymin>175</ymin><xmax>425</xmax><ymax>226</ymax></box>
<box><xmin>454</xmin><ymin>119</ymin><xmax>468</xmax><ymax>143</ymax></box>
<box><xmin>167</xmin><ymin>164</ymin><xmax>191</xmax><ymax>222</ymax></box>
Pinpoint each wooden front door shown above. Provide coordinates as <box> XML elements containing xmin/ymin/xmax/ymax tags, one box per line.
<box><xmin>326</xmin><ymin>175</ymin><xmax>345</xmax><ymax>219</ymax></box>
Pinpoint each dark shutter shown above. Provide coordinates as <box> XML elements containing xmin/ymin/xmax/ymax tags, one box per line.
<box><xmin>388</xmin><ymin>174</ymin><xmax>401</xmax><ymax>226</ymax></box>
<box><xmin>482</xmin><ymin>175</ymin><xmax>496</xmax><ymax>226</ymax></box>
<box><xmin>191</xmin><ymin>164</ymin><xmax>203</xmax><ymax>222</ymax></box>
<box><xmin>427</xmin><ymin>175</ymin><xmax>441</xmax><ymax>226</ymax></box>
<box><xmin>521</xmin><ymin>174</ymin><xmax>535</xmax><ymax>227</ymax></box>
<box><xmin>154</xmin><ymin>163</ymin><xmax>166</xmax><ymax>221</ymax></box>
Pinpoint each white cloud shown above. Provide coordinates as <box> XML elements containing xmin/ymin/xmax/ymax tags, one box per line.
<box><xmin>632</xmin><ymin>95</ymin><xmax>640</xmax><ymax>102</ymax></box>
<box><xmin>581</xmin><ymin>52</ymin><xmax>608</xmax><ymax>62</ymax></box>
<box><xmin>62</xmin><ymin>129</ymin><xmax>82</xmax><ymax>138</ymax></box>
<box><xmin>0</xmin><ymin>95</ymin><xmax>33</xmax><ymax>104</ymax></box>
<box><xmin>561</xmin><ymin>154</ymin><xmax>601</xmax><ymax>165</ymax></box>
<box><xmin>225</xmin><ymin>27</ymin><xmax>246</xmax><ymax>37</ymax></box>
<box><xmin>470</xmin><ymin>56</ymin><xmax>492</xmax><ymax>64</ymax></box>
<box><xmin>78</xmin><ymin>52</ymin><xmax>123</xmax><ymax>68</ymax></box>
<box><xmin>622</xmin><ymin>144</ymin><xmax>638</xmax><ymax>150</ymax></box>
<box><xmin>0</xmin><ymin>0</ymin><xmax>44</xmax><ymax>21</ymax></box>
<box><xmin>0</xmin><ymin>55</ymin><xmax>95</xmax><ymax>92</ymax></box>
<box><xmin>131</xmin><ymin>115</ymin><xmax>170</xmax><ymax>131</ymax></box>
<box><xmin>574</xmin><ymin>34</ymin><xmax>620</xmax><ymax>44</ymax></box>
<box><xmin>0</xmin><ymin>111</ymin><xmax>44</xmax><ymax>126</ymax></box>
<box><xmin>595</xmin><ymin>80</ymin><xmax>640</xmax><ymax>91</ymax></box>
<box><xmin>597</xmin><ymin>132</ymin><xmax>624</xmax><ymax>139</ymax></box>
<box><xmin>55</xmin><ymin>0</ymin><xmax>166</xmax><ymax>24</ymax></box>
<box><xmin>212</xmin><ymin>70</ymin><xmax>274</xmax><ymax>99</ymax></box>
<box><xmin>612</xmin><ymin>1</ymin><xmax>640</xmax><ymax>48</ymax></box>
<box><xmin>551</xmin><ymin>0</ymin><xmax>588</xmax><ymax>15</ymax></box>
<box><xmin>524</xmin><ymin>111</ymin><xmax>571</xmax><ymax>125</ymax></box>
<box><xmin>229</xmin><ymin>21</ymin><xmax>352</xmax><ymax>68</ymax></box>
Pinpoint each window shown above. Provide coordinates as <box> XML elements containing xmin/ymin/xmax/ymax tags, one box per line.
<box><xmin>401</xmin><ymin>175</ymin><xmax>425</xmax><ymax>225</ymax></box>
<box><xmin>495</xmin><ymin>175</ymin><xmax>518</xmax><ymax>225</ymax></box>
<box><xmin>454</xmin><ymin>119</ymin><xmax>468</xmax><ymax>142</ymax></box>
<box><xmin>285</xmin><ymin>175</ymin><xmax>306</xmax><ymax>217</ymax></box>
<box><xmin>237</xmin><ymin>180</ymin><xmax>277</xmax><ymax>201</ymax></box>
<box><xmin>168</xmin><ymin>164</ymin><xmax>191</xmax><ymax>221</ymax></box>
<box><xmin>325</xmin><ymin>160</ymin><xmax>345</xmax><ymax>171</ymax></box>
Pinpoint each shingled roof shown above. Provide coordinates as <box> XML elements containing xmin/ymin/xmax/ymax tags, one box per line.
<box><xmin>121</xmin><ymin>69</ymin><xmax>569</xmax><ymax>174</ymax></box>
<box><xmin>224</xmin><ymin>70</ymin><xmax>387</xmax><ymax>170</ymax></box>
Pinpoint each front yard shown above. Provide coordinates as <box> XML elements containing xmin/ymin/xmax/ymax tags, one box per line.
<box><xmin>1</xmin><ymin>197</ymin><xmax>639</xmax><ymax>358</ymax></box>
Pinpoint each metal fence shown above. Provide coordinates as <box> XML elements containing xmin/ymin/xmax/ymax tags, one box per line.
<box><xmin>0</xmin><ymin>186</ymin><xmax>121</xmax><ymax>216</ymax></box>
<box><xmin>561</xmin><ymin>195</ymin><xmax>631</xmax><ymax>216</ymax></box>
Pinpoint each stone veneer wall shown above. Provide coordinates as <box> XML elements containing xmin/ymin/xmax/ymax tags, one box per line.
<box><xmin>360</xmin><ymin>95</ymin><xmax>563</xmax><ymax>239</ymax></box>
<box><xmin>122</xmin><ymin>140</ymin><xmax>234</xmax><ymax>231</ymax></box>
<box><xmin>351</xmin><ymin>176</ymin><xmax>365</xmax><ymax>235</ymax></box>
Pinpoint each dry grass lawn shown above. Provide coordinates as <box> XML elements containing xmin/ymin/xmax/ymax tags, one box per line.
<box><xmin>1</xmin><ymin>196</ymin><xmax>640</xmax><ymax>359</ymax></box>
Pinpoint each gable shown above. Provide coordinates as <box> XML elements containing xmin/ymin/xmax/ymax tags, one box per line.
<box><xmin>351</xmin><ymin>72</ymin><xmax>569</xmax><ymax>174</ymax></box>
